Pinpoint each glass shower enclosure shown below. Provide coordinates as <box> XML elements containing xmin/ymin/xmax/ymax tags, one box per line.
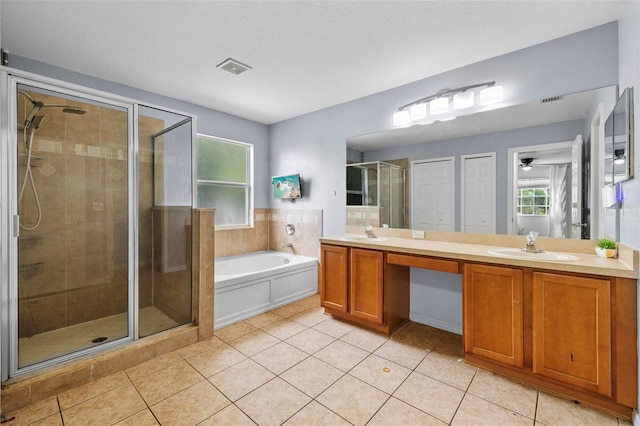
<box><xmin>2</xmin><ymin>73</ymin><xmax>194</xmax><ymax>378</ymax></box>
<box><xmin>346</xmin><ymin>161</ymin><xmax>405</xmax><ymax>228</ymax></box>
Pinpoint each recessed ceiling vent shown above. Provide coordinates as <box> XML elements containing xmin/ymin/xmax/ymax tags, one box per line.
<box><xmin>541</xmin><ymin>96</ymin><xmax>562</xmax><ymax>103</ymax></box>
<box><xmin>217</xmin><ymin>58</ymin><xmax>252</xmax><ymax>75</ymax></box>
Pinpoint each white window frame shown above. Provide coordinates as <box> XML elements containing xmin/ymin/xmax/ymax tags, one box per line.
<box><xmin>196</xmin><ymin>134</ymin><xmax>254</xmax><ymax>229</ymax></box>
<box><xmin>516</xmin><ymin>187</ymin><xmax>550</xmax><ymax>216</ymax></box>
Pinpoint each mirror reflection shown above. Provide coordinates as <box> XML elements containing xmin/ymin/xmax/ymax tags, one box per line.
<box><xmin>346</xmin><ymin>86</ymin><xmax>617</xmax><ymax>240</ymax></box>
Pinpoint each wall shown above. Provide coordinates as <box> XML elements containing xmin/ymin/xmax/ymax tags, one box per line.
<box><xmin>269</xmin><ymin>22</ymin><xmax>618</xmax><ymax>238</ymax></box>
<box><xmin>7</xmin><ymin>55</ymin><xmax>272</xmax><ymax>208</ymax></box>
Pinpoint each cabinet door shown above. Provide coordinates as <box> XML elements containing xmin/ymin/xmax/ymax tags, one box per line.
<box><xmin>320</xmin><ymin>245</ymin><xmax>348</xmax><ymax>312</ymax></box>
<box><xmin>533</xmin><ymin>272</ymin><xmax>611</xmax><ymax>396</ymax></box>
<box><xmin>350</xmin><ymin>248</ymin><xmax>384</xmax><ymax>324</ymax></box>
<box><xmin>463</xmin><ymin>263</ymin><xmax>524</xmax><ymax>367</ymax></box>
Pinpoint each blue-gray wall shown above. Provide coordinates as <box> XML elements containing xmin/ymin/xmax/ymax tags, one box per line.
<box><xmin>270</xmin><ymin>22</ymin><xmax>619</xmax><ymax>238</ymax></box>
<box><xmin>7</xmin><ymin>55</ymin><xmax>272</xmax><ymax>208</ymax></box>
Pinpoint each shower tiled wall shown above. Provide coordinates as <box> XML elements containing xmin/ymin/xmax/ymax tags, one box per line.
<box><xmin>17</xmin><ymin>92</ymin><xmax>131</xmax><ymax>337</ymax></box>
<box><xmin>214</xmin><ymin>208</ymin><xmax>323</xmax><ymax>259</ymax></box>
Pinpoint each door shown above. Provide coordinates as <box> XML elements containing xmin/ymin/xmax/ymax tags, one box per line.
<box><xmin>462</xmin><ymin>153</ymin><xmax>496</xmax><ymax>234</ymax></box>
<box><xmin>349</xmin><ymin>248</ymin><xmax>384</xmax><ymax>324</ymax></box>
<box><xmin>532</xmin><ymin>272</ymin><xmax>611</xmax><ymax>396</ymax></box>
<box><xmin>411</xmin><ymin>158</ymin><xmax>454</xmax><ymax>231</ymax></box>
<box><xmin>570</xmin><ymin>135</ymin><xmax>584</xmax><ymax>238</ymax></box>
<box><xmin>463</xmin><ymin>263</ymin><xmax>524</xmax><ymax>367</ymax></box>
<box><xmin>320</xmin><ymin>245</ymin><xmax>348</xmax><ymax>312</ymax></box>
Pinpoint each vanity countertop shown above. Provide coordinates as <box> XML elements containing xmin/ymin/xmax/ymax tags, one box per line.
<box><xmin>320</xmin><ymin>234</ymin><xmax>639</xmax><ymax>279</ymax></box>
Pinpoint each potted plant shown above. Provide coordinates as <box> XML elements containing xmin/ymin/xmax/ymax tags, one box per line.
<box><xmin>596</xmin><ymin>238</ymin><xmax>617</xmax><ymax>258</ymax></box>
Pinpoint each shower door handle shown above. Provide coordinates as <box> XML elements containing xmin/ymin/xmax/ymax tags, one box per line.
<box><xmin>13</xmin><ymin>215</ymin><xmax>20</xmax><ymax>237</ymax></box>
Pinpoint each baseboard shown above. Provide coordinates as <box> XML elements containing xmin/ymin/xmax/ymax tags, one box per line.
<box><xmin>410</xmin><ymin>312</ymin><xmax>462</xmax><ymax>335</ymax></box>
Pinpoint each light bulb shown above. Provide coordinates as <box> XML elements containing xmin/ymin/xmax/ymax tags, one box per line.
<box><xmin>409</xmin><ymin>103</ymin><xmax>427</xmax><ymax>120</ymax></box>
<box><xmin>453</xmin><ymin>91</ymin><xmax>474</xmax><ymax>109</ymax></box>
<box><xmin>480</xmin><ymin>85</ymin><xmax>503</xmax><ymax>105</ymax></box>
<box><xmin>393</xmin><ymin>110</ymin><xmax>410</xmax><ymax>126</ymax></box>
<box><xmin>430</xmin><ymin>97</ymin><xmax>449</xmax><ymax>115</ymax></box>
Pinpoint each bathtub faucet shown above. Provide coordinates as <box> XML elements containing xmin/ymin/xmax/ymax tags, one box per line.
<box><xmin>282</xmin><ymin>242</ymin><xmax>293</xmax><ymax>248</ymax></box>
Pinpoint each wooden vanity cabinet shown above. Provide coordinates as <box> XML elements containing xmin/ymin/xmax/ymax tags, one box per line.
<box><xmin>320</xmin><ymin>244</ymin><xmax>409</xmax><ymax>334</ymax></box>
<box><xmin>463</xmin><ymin>263</ymin><xmax>524</xmax><ymax>367</ymax></box>
<box><xmin>532</xmin><ymin>272</ymin><xmax>611</xmax><ymax>396</ymax></box>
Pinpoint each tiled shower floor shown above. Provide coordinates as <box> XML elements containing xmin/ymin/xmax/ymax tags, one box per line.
<box><xmin>7</xmin><ymin>294</ymin><xmax>630</xmax><ymax>425</ymax></box>
<box><xmin>19</xmin><ymin>306</ymin><xmax>177</xmax><ymax>368</ymax></box>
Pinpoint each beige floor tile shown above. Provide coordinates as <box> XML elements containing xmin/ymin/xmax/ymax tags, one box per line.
<box><xmin>433</xmin><ymin>332</ymin><xmax>465</xmax><ymax>356</ymax></box>
<box><xmin>185</xmin><ymin>342</ymin><xmax>247</xmax><ymax>377</ymax></box>
<box><xmin>262</xmin><ymin>318</ymin><xmax>307</xmax><ymax>340</ymax></box>
<box><xmin>416</xmin><ymin>351</ymin><xmax>477</xmax><ymax>391</ymax></box>
<box><xmin>113</xmin><ymin>409</ymin><xmax>159</xmax><ymax>425</ymax></box>
<box><xmin>214</xmin><ymin>321</ymin><xmax>258</xmax><ymax>342</ymax></box>
<box><xmin>314</xmin><ymin>340</ymin><xmax>369</xmax><ymax>372</ymax></box>
<box><xmin>58</xmin><ymin>370</ymin><xmax>131</xmax><ymax>409</ymax></box>
<box><xmin>125</xmin><ymin>351</ymin><xmax>183</xmax><ymax>381</ymax></box>
<box><xmin>312</xmin><ymin>317</ymin><xmax>356</xmax><ymax>338</ymax></box>
<box><xmin>4</xmin><ymin>396</ymin><xmax>59</xmax><ymax>425</ymax></box>
<box><xmin>391</xmin><ymin>322</ymin><xmax>446</xmax><ymax>351</ymax></box>
<box><xmin>280</xmin><ymin>356</ymin><xmax>344</xmax><ymax>397</ymax></box>
<box><xmin>272</xmin><ymin>302</ymin><xmax>309</xmax><ymax>318</ymax></box>
<box><xmin>150</xmin><ymin>380</ymin><xmax>230</xmax><ymax>425</ymax></box>
<box><xmin>340</xmin><ymin>327</ymin><xmax>389</xmax><ymax>352</ymax></box>
<box><xmin>452</xmin><ymin>393</ymin><xmax>533</xmax><ymax>425</ymax></box>
<box><xmin>394</xmin><ymin>372</ymin><xmax>464</xmax><ymax>423</ymax></box>
<box><xmin>289</xmin><ymin>307</ymin><xmax>330</xmax><ymax>327</ymax></box>
<box><xmin>236</xmin><ymin>377</ymin><xmax>311</xmax><ymax>425</ymax></box>
<box><xmin>245</xmin><ymin>311</ymin><xmax>285</xmax><ymax>328</ymax></box>
<box><xmin>252</xmin><ymin>341</ymin><xmax>309</xmax><ymax>374</ymax></box>
<box><xmin>349</xmin><ymin>354</ymin><xmax>412</xmax><ymax>394</ymax></box>
<box><xmin>198</xmin><ymin>404</ymin><xmax>255</xmax><ymax>425</ymax></box>
<box><xmin>30</xmin><ymin>412</ymin><xmax>64</xmax><ymax>426</ymax></box>
<box><xmin>132</xmin><ymin>360</ymin><xmax>204</xmax><ymax>405</ymax></box>
<box><xmin>228</xmin><ymin>329</ymin><xmax>280</xmax><ymax>357</ymax></box>
<box><xmin>61</xmin><ymin>383</ymin><xmax>146</xmax><ymax>426</ymax></box>
<box><xmin>368</xmin><ymin>397</ymin><xmax>447</xmax><ymax>426</ymax></box>
<box><xmin>316</xmin><ymin>374</ymin><xmax>389</xmax><ymax>426</ymax></box>
<box><xmin>467</xmin><ymin>369</ymin><xmax>537</xmax><ymax>418</ymax></box>
<box><xmin>285</xmin><ymin>328</ymin><xmax>336</xmax><ymax>354</ymax></box>
<box><xmin>535</xmin><ymin>392</ymin><xmax>620</xmax><ymax>426</ymax></box>
<box><xmin>374</xmin><ymin>339</ymin><xmax>429</xmax><ymax>369</ymax></box>
<box><xmin>283</xmin><ymin>400</ymin><xmax>351</xmax><ymax>425</ymax></box>
<box><xmin>208</xmin><ymin>359</ymin><xmax>275</xmax><ymax>401</ymax></box>
<box><xmin>176</xmin><ymin>336</ymin><xmax>224</xmax><ymax>359</ymax></box>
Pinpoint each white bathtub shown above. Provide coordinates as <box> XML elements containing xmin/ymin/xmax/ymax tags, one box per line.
<box><xmin>214</xmin><ymin>251</ymin><xmax>318</xmax><ymax>329</ymax></box>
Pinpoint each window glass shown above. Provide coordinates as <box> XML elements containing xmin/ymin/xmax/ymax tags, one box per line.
<box><xmin>196</xmin><ymin>135</ymin><xmax>252</xmax><ymax>227</ymax></box>
<box><xmin>517</xmin><ymin>188</ymin><xmax>549</xmax><ymax>216</ymax></box>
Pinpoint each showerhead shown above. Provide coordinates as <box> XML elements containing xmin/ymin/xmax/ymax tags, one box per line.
<box><xmin>62</xmin><ymin>106</ymin><xmax>87</xmax><ymax>114</ymax></box>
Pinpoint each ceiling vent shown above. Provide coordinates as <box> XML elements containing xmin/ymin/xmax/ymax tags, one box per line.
<box><xmin>541</xmin><ymin>96</ymin><xmax>562</xmax><ymax>103</ymax></box>
<box><xmin>217</xmin><ymin>58</ymin><xmax>252</xmax><ymax>75</ymax></box>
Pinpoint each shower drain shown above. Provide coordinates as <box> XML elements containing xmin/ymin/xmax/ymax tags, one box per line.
<box><xmin>92</xmin><ymin>337</ymin><xmax>108</xmax><ymax>343</ymax></box>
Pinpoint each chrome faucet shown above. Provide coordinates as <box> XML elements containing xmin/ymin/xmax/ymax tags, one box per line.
<box><xmin>281</xmin><ymin>242</ymin><xmax>293</xmax><ymax>248</ymax></box>
<box><xmin>365</xmin><ymin>226</ymin><xmax>378</xmax><ymax>238</ymax></box>
<box><xmin>524</xmin><ymin>231</ymin><xmax>542</xmax><ymax>253</ymax></box>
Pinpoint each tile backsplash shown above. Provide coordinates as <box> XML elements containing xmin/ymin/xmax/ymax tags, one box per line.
<box><xmin>215</xmin><ymin>208</ymin><xmax>322</xmax><ymax>259</ymax></box>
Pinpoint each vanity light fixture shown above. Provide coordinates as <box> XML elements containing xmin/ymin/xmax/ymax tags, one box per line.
<box><xmin>614</xmin><ymin>149</ymin><xmax>626</xmax><ymax>165</ymax></box>
<box><xmin>392</xmin><ymin>81</ymin><xmax>502</xmax><ymax>126</ymax></box>
<box><xmin>520</xmin><ymin>158</ymin><xmax>533</xmax><ymax>171</ymax></box>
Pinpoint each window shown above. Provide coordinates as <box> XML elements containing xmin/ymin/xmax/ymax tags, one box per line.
<box><xmin>517</xmin><ymin>187</ymin><xmax>550</xmax><ymax>216</ymax></box>
<box><xmin>196</xmin><ymin>134</ymin><xmax>253</xmax><ymax>228</ymax></box>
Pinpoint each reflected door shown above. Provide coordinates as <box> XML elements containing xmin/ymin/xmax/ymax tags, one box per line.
<box><xmin>411</xmin><ymin>158</ymin><xmax>454</xmax><ymax>231</ymax></box>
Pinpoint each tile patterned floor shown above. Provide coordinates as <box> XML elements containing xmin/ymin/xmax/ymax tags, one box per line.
<box><xmin>4</xmin><ymin>294</ymin><xmax>632</xmax><ymax>425</ymax></box>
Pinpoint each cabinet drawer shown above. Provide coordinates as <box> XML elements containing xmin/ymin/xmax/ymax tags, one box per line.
<box><xmin>387</xmin><ymin>253</ymin><xmax>460</xmax><ymax>274</ymax></box>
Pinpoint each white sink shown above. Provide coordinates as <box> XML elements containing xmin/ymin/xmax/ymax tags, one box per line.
<box><xmin>339</xmin><ymin>234</ymin><xmax>388</xmax><ymax>242</ymax></box>
<box><xmin>487</xmin><ymin>248</ymin><xmax>579</xmax><ymax>262</ymax></box>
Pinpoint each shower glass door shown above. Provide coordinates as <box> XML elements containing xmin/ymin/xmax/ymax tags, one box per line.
<box><xmin>14</xmin><ymin>82</ymin><xmax>132</xmax><ymax>372</ymax></box>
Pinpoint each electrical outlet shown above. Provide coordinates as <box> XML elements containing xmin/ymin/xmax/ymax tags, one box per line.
<box><xmin>411</xmin><ymin>230</ymin><xmax>425</xmax><ymax>239</ymax></box>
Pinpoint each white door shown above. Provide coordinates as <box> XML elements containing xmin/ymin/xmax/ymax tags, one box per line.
<box><xmin>570</xmin><ymin>134</ymin><xmax>583</xmax><ymax>239</ymax></box>
<box><xmin>462</xmin><ymin>153</ymin><xmax>496</xmax><ymax>234</ymax></box>
<box><xmin>411</xmin><ymin>158</ymin><xmax>454</xmax><ymax>231</ymax></box>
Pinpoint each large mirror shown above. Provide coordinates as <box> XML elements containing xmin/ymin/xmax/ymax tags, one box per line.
<box><xmin>346</xmin><ymin>86</ymin><xmax>617</xmax><ymax>240</ymax></box>
<box><xmin>609</xmin><ymin>87</ymin><xmax>634</xmax><ymax>184</ymax></box>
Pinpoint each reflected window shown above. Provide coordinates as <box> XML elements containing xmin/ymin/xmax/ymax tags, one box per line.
<box><xmin>196</xmin><ymin>135</ymin><xmax>253</xmax><ymax>227</ymax></box>
<box><xmin>517</xmin><ymin>188</ymin><xmax>549</xmax><ymax>216</ymax></box>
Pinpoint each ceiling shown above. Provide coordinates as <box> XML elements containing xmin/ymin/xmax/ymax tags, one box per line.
<box><xmin>0</xmin><ymin>1</ymin><xmax>625</xmax><ymax>125</ymax></box>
